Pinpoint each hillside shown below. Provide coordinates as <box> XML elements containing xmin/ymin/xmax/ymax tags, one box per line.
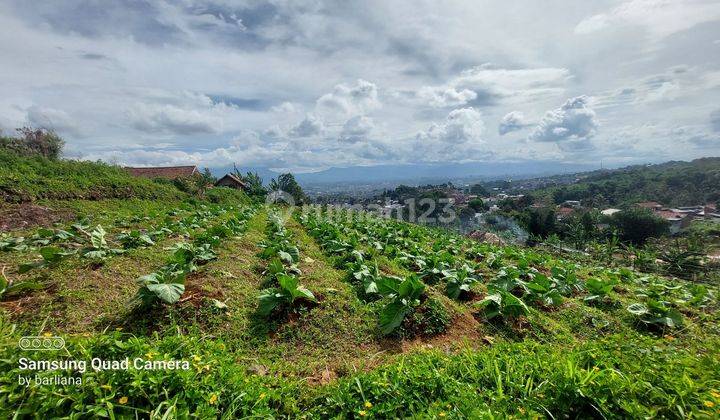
<box><xmin>530</xmin><ymin>157</ymin><xmax>720</xmax><ymax>207</ymax></box>
<box><xmin>0</xmin><ymin>149</ymin><xmax>187</xmax><ymax>203</ymax></box>
<box><xmin>0</xmin><ymin>163</ymin><xmax>719</xmax><ymax>417</ymax></box>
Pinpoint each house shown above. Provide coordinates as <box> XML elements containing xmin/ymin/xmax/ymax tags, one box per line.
<box><xmin>656</xmin><ymin>210</ymin><xmax>692</xmax><ymax>234</ymax></box>
<box><xmin>125</xmin><ymin>165</ymin><xmax>199</xmax><ymax>180</ymax></box>
<box><xmin>636</xmin><ymin>201</ymin><xmax>662</xmax><ymax>211</ymax></box>
<box><xmin>561</xmin><ymin>200</ymin><xmax>581</xmax><ymax>208</ymax></box>
<box><xmin>556</xmin><ymin>207</ymin><xmax>575</xmax><ymax>219</ymax></box>
<box><xmin>601</xmin><ymin>208</ymin><xmax>621</xmax><ymax>216</ymax></box>
<box><xmin>214</xmin><ymin>173</ymin><xmax>248</xmax><ymax>190</ymax></box>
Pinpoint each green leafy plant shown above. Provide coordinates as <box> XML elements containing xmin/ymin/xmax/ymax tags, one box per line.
<box><xmin>524</xmin><ymin>274</ymin><xmax>564</xmax><ymax>307</ymax></box>
<box><xmin>117</xmin><ymin>230</ymin><xmax>155</xmax><ymax>249</ymax></box>
<box><xmin>18</xmin><ymin>246</ymin><xmax>75</xmax><ymax>273</ymax></box>
<box><xmin>257</xmin><ymin>274</ymin><xmax>317</xmax><ymax>317</ymax></box>
<box><xmin>0</xmin><ymin>266</ymin><xmax>43</xmax><ymax>299</ymax></box>
<box><xmin>443</xmin><ymin>267</ymin><xmax>479</xmax><ymax>300</ymax></box>
<box><xmin>627</xmin><ymin>300</ymin><xmax>683</xmax><ymax>329</ymax></box>
<box><xmin>584</xmin><ymin>277</ymin><xmax>618</xmax><ymax>302</ymax></box>
<box><xmin>377</xmin><ymin>274</ymin><xmax>426</xmax><ymax>335</ymax></box>
<box><xmin>133</xmin><ymin>265</ymin><xmax>189</xmax><ymax>306</ymax></box>
<box><xmin>80</xmin><ymin>225</ymin><xmax>124</xmax><ymax>263</ymax></box>
<box><xmin>477</xmin><ymin>288</ymin><xmax>530</xmax><ymax>320</ymax></box>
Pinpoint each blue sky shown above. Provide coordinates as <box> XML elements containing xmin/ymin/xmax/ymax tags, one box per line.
<box><xmin>0</xmin><ymin>0</ymin><xmax>719</xmax><ymax>172</ymax></box>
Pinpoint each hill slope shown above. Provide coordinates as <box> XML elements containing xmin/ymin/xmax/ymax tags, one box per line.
<box><xmin>533</xmin><ymin>157</ymin><xmax>720</xmax><ymax>207</ymax></box>
<box><xmin>0</xmin><ymin>149</ymin><xmax>186</xmax><ymax>203</ymax></box>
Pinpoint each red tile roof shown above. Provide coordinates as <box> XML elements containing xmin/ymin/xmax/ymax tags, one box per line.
<box><xmin>656</xmin><ymin>210</ymin><xmax>684</xmax><ymax>220</ymax></box>
<box><xmin>124</xmin><ymin>165</ymin><xmax>199</xmax><ymax>179</ymax></box>
<box><xmin>636</xmin><ymin>201</ymin><xmax>662</xmax><ymax>209</ymax></box>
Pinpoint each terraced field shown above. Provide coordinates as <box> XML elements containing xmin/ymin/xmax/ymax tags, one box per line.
<box><xmin>1</xmin><ymin>199</ymin><xmax>719</xmax><ymax>418</ymax></box>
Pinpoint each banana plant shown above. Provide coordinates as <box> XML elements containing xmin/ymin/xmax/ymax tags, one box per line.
<box><xmin>377</xmin><ymin>274</ymin><xmax>426</xmax><ymax>335</ymax></box>
<box><xmin>257</xmin><ymin>274</ymin><xmax>317</xmax><ymax>317</ymax></box>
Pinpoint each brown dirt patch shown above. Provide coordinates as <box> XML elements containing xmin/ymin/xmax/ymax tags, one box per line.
<box><xmin>0</xmin><ymin>203</ymin><xmax>75</xmax><ymax>232</ymax></box>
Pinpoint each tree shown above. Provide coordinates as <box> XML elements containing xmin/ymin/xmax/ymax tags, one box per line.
<box><xmin>467</xmin><ymin>198</ymin><xmax>486</xmax><ymax>212</ymax></box>
<box><xmin>0</xmin><ymin>127</ymin><xmax>64</xmax><ymax>159</ymax></box>
<box><xmin>525</xmin><ymin>208</ymin><xmax>557</xmax><ymax>238</ymax></box>
<box><xmin>232</xmin><ymin>164</ymin><xmax>267</xmax><ymax>197</ymax></box>
<box><xmin>609</xmin><ymin>207</ymin><xmax>669</xmax><ymax>245</ymax></box>
<box><xmin>469</xmin><ymin>183</ymin><xmax>489</xmax><ymax>196</ymax></box>
<box><xmin>270</xmin><ymin>173</ymin><xmax>307</xmax><ymax>205</ymax></box>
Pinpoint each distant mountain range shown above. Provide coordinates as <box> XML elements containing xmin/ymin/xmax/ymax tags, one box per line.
<box><xmin>211</xmin><ymin>161</ymin><xmax>605</xmax><ymax>187</ymax></box>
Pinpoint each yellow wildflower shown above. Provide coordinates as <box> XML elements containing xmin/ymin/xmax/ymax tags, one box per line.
<box><xmin>145</xmin><ymin>352</ymin><xmax>155</xmax><ymax>359</ymax></box>
<box><xmin>209</xmin><ymin>394</ymin><xmax>218</xmax><ymax>405</ymax></box>
<box><xmin>711</xmin><ymin>391</ymin><xmax>720</xmax><ymax>399</ymax></box>
<box><xmin>100</xmin><ymin>384</ymin><xmax>112</xmax><ymax>390</ymax></box>
<box><xmin>118</xmin><ymin>396</ymin><xmax>128</xmax><ymax>404</ymax></box>
<box><xmin>705</xmin><ymin>401</ymin><xmax>716</xmax><ymax>408</ymax></box>
<box><xmin>259</xmin><ymin>393</ymin><xmax>266</xmax><ymax>400</ymax></box>
<box><xmin>439</xmin><ymin>412</ymin><xmax>446</xmax><ymax>417</ymax></box>
<box><xmin>42</xmin><ymin>332</ymin><xmax>53</xmax><ymax>337</ymax></box>
<box><xmin>364</xmin><ymin>401</ymin><xmax>373</xmax><ymax>409</ymax></box>
<box><xmin>358</xmin><ymin>410</ymin><xmax>367</xmax><ymax>417</ymax></box>
<box><xmin>193</xmin><ymin>354</ymin><xmax>201</xmax><ymax>362</ymax></box>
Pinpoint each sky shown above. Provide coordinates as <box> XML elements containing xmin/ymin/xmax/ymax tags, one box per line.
<box><xmin>0</xmin><ymin>0</ymin><xmax>719</xmax><ymax>173</ymax></box>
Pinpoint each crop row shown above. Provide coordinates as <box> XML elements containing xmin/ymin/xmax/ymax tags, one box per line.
<box><xmin>298</xmin><ymin>210</ymin><xmax>449</xmax><ymax>336</ymax></box>
<box><xmin>134</xmin><ymin>206</ymin><xmax>258</xmax><ymax>307</ymax></box>
<box><xmin>255</xmin><ymin>211</ymin><xmax>317</xmax><ymax>318</ymax></box>
<box><xmin>301</xmin><ymin>207</ymin><xmax>716</xmax><ymax>331</ymax></box>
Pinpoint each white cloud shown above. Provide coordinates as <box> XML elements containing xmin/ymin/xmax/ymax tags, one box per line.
<box><xmin>340</xmin><ymin>115</ymin><xmax>374</xmax><ymax>143</ymax></box>
<box><xmin>289</xmin><ymin>115</ymin><xmax>324</xmax><ymax>137</ymax></box>
<box><xmin>127</xmin><ymin>103</ymin><xmax>222</xmax><ymax>135</ymax></box>
<box><xmin>575</xmin><ymin>0</ymin><xmax>720</xmax><ymax>39</ymax></box>
<box><xmin>316</xmin><ymin>79</ymin><xmax>381</xmax><ymax>118</ymax></box>
<box><xmin>529</xmin><ymin>96</ymin><xmax>599</xmax><ymax>143</ymax></box>
<box><xmin>498</xmin><ymin>111</ymin><xmax>529</xmax><ymax>135</ymax></box>
<box><xmin>416</xmin><ymin>86</ymin><xmax>477</xmax><ymax>108</ymax></box>
<box><xmin>416</xmin><ymin>108</ymin><xmax>485</xmax><ymax>144</ymax></box>
<box><xmin>271</xmin><ymin>101</ymin><xmax>297</xmax><ymax>114</ymax></box>
<box><xmin>26</xmin><ymin>105</ymin><xmax>83</xmax><ymax>137</ymax></box>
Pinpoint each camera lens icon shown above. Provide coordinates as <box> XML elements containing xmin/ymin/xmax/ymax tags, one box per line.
<box><xmin>19</xmin><ymin>336</ymin><xmax>65</xmax><ymax>351</ymax></box>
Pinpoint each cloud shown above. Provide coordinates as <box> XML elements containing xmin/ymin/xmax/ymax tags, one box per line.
<box><xmin>416</xmin><ymin>108</ymin><xmax>485</xmax><ymax>144</ymax></box>
<box><xmin>316</xmin><ymin>79</ymin><xmax>380</xmax><ymax>118</ymax></box>
<box><xmin>498</xmin><ymin>111</ymin><xmax>529</xmax><ymax>135</ymax></box>
<box><xmin>711</xmin><ymin>109</ymin><xmax>720</xmax><ymax>132</ymax></box>
<box><xmin>26</xmin><ymin>105</ymin><xmax>82</xmax><ymax>137</ymax></box>
<box><xmin>574</xmin><ymin>0</ymin><xmax>720</xmax><ymax>39</ymax></box>
<box><xmin>529</xmin><ymin>96</ymin><xmax>599</xmax><ymax>143</ymax></box>
<box><xmin>128</xmin><ymin>103</ymin><xmax>222</xmax><ymax>135</ymax></box>
<box><xmin>687</xmin><ymin>133</ymin><xmax>720</xmax><ymax>148</ymax></box>
<box><xmin>416</xmin><ymin>86</ymin><xmax>477</xmax><ymax>108</ymax></box>
<box><xmin>339</xmin><ymin>115</ymin><xmax>374</xmax><ymax>143</ymax></box>
<box><xmin>289</xmin><ymin>115</ymin><xmax>323</xmax><ymax>137</ymax></box>
<box><xmin>271</xmin><ymin>101</ymin><xmax>297</xmax><ymax>113</ymax></box>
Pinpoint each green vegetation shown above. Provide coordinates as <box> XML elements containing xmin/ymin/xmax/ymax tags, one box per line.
<box><xmin>535</xmin><ymin>157</ymin><xmax>720</xmax><ymax>208</ymax></box>
<box><xmin>0</xmin><ymin>154</ymin><xmax>719</xmax><ymax>417</ymax></box>
<box><xmin>0</xmin><ymin>148</ymin><xmax>185</xmax><ymax>202</ymax></box>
